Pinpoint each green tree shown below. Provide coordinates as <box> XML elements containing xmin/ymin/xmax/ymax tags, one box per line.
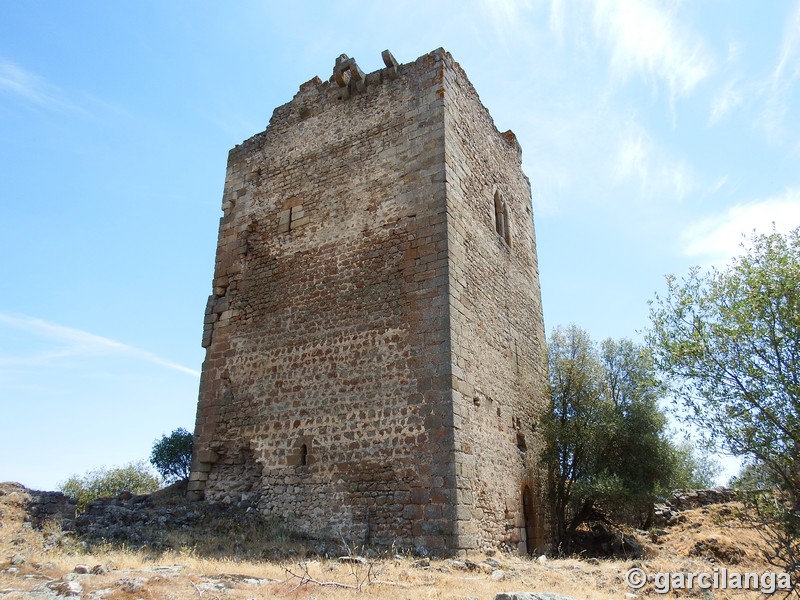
<box><xmin>150</xmin><ymin>427</ymin><xmax>194</xmax><ymax>483</ymax></box>
<box><xmin>596</xmin><ymin>337</ymin><xmax>674</xmax><ymax>523</ymax></box>
<box><xmin>59</xmin><ymin>460</ymin><xmax>161</xmax><ymax>511</ymax></box>
<box><xmin>648</xmin><ymin>227</ymin><xmax>800</xmax><ymax>587</ymax></box>
<box><xmin>728</xmin><ymin>460</ymin><xmax>778</xmax><ymax>490</ymax></box>
<box><xmin>544</xmin><ymin>325</ymin><xmax>679</xmax><ymax>548</ymax></box>
<box><xmin>668</xmin><ymin>439</ymin><xmax>721</xmax><ymax>489</ymax></box>
<box><xmin>545</xmin><ymin>325</ymin><xmax>606</xmax><ymax>546</ymax></box>
<box><xmin>648</xmin><ymin>228</ymin><xmax>800</xmax><ymax>497</ymax></box>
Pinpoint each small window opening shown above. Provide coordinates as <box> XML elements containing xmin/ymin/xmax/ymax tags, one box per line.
<box><xmin>299</xmin><ymin>444</ymin><xmax>308</xmax><ymax>466</ymax></box>
<box><xmin>516</xmin><ymin>432</ymin><xmax>527</xmax><ymax>452</ymax></box>
<box><xmin>494</xmin><ymin>191</ymin><xmax>511</xmax><ymax>246</ymax></box>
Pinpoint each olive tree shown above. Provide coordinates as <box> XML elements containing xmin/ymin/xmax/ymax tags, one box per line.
<box><xmin>544</xmin><ymin>325</ymin><xmax>679</xmax><ymax>548</ymax></box>
<box><xmin>648</xmin><ymin>227</ymin><xmax>800</xmax><ymax>585</ymax></box>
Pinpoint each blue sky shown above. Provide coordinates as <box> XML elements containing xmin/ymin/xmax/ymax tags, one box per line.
<box><xmin>2</xmin><ymin>1</ymin><xmax>799</xmax><ymax>490</ymax></box>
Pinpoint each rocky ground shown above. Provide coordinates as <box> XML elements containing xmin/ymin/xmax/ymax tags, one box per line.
<box><xmin>0</xmin><ymin>482</ymin><xmax>781</xmax><ymax>599</ymax></box>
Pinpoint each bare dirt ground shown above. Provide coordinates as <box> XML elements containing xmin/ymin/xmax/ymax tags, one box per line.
<box><xmin>0</xmin><ymin>482</ymin><xmax>783</xmax><ymax>600</ymax></box>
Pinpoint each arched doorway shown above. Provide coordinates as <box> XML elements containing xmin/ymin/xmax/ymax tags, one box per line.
<box><xmin>522</xmin><ymin>485</ymin><xmax>539</xmax><ymax>554</ymax></box>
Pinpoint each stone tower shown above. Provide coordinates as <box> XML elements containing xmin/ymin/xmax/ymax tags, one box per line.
<box><xmin>189</xmin><ymin>48</ymin><xmax>549</xmax><ymax>555</ymax></box>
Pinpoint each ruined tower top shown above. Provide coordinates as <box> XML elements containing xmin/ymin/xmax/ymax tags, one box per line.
<box><xmin>235</xmin><ymin>48</ymin><xmax>523</xmax><ymax>166</ymax></box>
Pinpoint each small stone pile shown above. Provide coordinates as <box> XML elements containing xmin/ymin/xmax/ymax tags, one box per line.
<box><xmin>653</xmin><ymin>488</ymin><xmax>738</xmax><ymax>526</ymax></box>
<box><xmin>495</xmin><ymin>594</ymin><xmax>575</xmax><ymax>600</ymax></box>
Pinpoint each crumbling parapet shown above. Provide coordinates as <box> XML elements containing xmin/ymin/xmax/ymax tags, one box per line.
<box><xmin>328</xmin><ymin>49</ymin><xmax>401</xmax><ymax>99</ymax></box>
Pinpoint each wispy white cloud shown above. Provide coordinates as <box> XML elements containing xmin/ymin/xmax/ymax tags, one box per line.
<box><xmin>479</xmin><ymin>0</ymin><xmax>538</xmax><ymax>49</ymax></box>
<box><xmin>0</xmin><ymin>313</ymin><xmax>200</xmax><ymax>378</ymax></box>
<box><xmin>682</xmin><ymin>188</ymin><xmax>800</xmax><ymax>262</ymax></box>
<box><xmin>756</xmin><ymin>1</ymin><xmax>800</xmax><ymax>141</ymax></box>
<box><xmin>522</xmin><ymin>102</ymin><xmax>612</xmax><ymax>214</ymax></box>
<box><xmin>0</xmin><ymin>58</ymin><xmax>70</xmax><ymax>109</ymax></box>
<box><xmin>481</xmin><ymin>0</ymin><xmax>535</xmax><ymax>25</ymax></box>
<box><xmin>610</xmin><ymin>120</ymin><xmax>695</xmax><ymax>200</ymax></box>
<box><xmin>727</xmin><ymin>39</ymin><xmax>742</xmax><ymax>64</ymax></box>
<box><xmin>523</xmin><ymin>99</ymin><xmax>697</xmax><ymax>213</ymax></box>
<box><xmin>584</xmin><ymin>0</ymin><xmax>713</xmax><ymax>99</ymax></box>
<box><xmin>548</xmin><ymin>0</ymin><xmax>567</xmax><ymax>45</ymax></box>
<box><xmin>709</xmin><ymin>78</ymin><xmax>743</xmax><ymax>124</ymax></box>
<box><xmin>708</xmin><ymin>176</ymin><xmax>730</xmax><ymax>196</ymax></box>
<box><xmin>773</xmin><ymin>0</ymin><xmax>800</xmax><ymax>84</ymax></box>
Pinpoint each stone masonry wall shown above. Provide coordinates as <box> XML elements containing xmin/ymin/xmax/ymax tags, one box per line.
<box><xmin>191</xmin><ymin>50</ymin><xmax>459</xmax><ymax>551</ymax></box>
<box><xmin>190</xmin><ymin>48</ymin><xmax>549</xmax><ymax>555</ymax></box>
<box><xmin>441</xmin><ymin>55</ymin><xmax>549</xmax><ymax>554</ymax></box>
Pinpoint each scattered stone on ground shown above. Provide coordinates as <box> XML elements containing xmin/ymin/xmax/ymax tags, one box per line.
<box><xmin>45</xmin><ymin>579</ymin><xmax>83</xmax><ymax>597</ymax></box>
<box><xmin>495</xmin><ymin>593</ymin><xmax>577</xmax><ymax>600</ymax></box>
<box><xmin>653</xmin><ymin>488</ymin><xmax>739</xmax><ymax>526</ymax></box>
<box><xmin>0</xmin><ymin>482</ymin><xmax>769</xmax><ymax>600</ymax></box>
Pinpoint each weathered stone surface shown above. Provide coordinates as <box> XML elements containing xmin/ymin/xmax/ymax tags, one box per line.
<box><xmin>10</xmin><ymin>553</ymin><xmax>26</xmax><ymax>566</ymax></box>
<box><xmin>190</xmin><ymin>47</ymin><xmax>549</xmax><ymax>555</ymax></box>
<box><xmin>653</xmin><ymin>488</ymin><xmax>738</xmax><ymax>526</ymax></box>
<box><xmin>382</xmin><ymin>49</ymin><xmax>399</xmax><ymax>79</ymax></box>
<box><xmin>25</xmin><ymin>489</ymin><xmax>77</xmax><ymax>529</ymax></box>
<box><xmin>669</xmin><ymin>488</ymin><xmax>737</xmax><ymax>510</ymax></box>
<box><xmin>412</xmin><ymin>557</ymin><xmax>430</xmax><ymax>568</ymax></box>
<box><xmin>46</xmin><ymin>579</ymin><xmax>83</xmax><ymax>596</ymax></box>
<box><xmin>381</xmin><ymin>49</ymin><xmax>399</xmax><ymax>68</ymax></box>
<box><xmin>117</xmin><ymin>577</ymin><xmax>148</xmax><ymax>593</ymax></box>
<box><xmin>495</xmin><ymin>594</ymin><xmax>577</xmax><ymax>600</ymax></box>
<box><xmin>67</xmin><ymin>483</ymin><xmax>275</xmax><ymax>552</ymax></box>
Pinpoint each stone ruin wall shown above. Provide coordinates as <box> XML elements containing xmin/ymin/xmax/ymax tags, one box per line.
<box><xmin>190</xmin><ymin>48</ymin><xmax>548</xmax><ymax>554</ymax></box>
<box><xmin>441</xmin><ymin>56</ymin><xmax>548</xmax><ymax>553</ymax></box>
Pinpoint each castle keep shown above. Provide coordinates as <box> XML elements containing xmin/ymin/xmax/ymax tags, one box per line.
<box><xmin>189</xmin><ymin>48</ymin><xmax>549</xmax><ymax>555</ymax></box>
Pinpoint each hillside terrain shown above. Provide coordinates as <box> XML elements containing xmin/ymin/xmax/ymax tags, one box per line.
<box><xmin>0</xmin><ymin>482</ymin><xmax>780</xmax><ymax>599</ymax></box>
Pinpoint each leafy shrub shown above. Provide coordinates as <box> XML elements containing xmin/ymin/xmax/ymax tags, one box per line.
<box><xmin>59</xmin><ymin>460</ymin><xmax>161</xmax><ymax>511</ymax></box>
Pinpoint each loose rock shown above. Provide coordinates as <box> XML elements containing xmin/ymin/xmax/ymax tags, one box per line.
<box><xmin>412</xmin><ymin>557</ymin><xmax>430</xmax><ymax>568</ymax></box>
<box><xmin>46</xmin><ymin>580</ymin><xmax>83</xmax><ymax>597</ymax></box>
<box><xmin>495</xmin><ymin>594</ymin><xmax>577</xmax><ymax>600</ymax></box>
<box><xmin>117</xmin><ymin>577</ymin><xmax>148</xmax><ymax>593</ymax></box>
<box><xmin>10</xmin><ymin>554</ymin><xmax>25</xmax><ymax>566</ymax></box>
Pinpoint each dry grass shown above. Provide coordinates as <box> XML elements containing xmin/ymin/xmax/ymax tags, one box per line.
<box><xmin>0</xmin><ymin>485</ymin><xmax>782</xmax><ymax>600</ymax></box>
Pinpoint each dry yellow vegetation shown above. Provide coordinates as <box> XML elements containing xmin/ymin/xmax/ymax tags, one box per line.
<box><xmin>0</xmin><ymin>483</ymin><xmax>784</xmax><ymax>600</ymax></box>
